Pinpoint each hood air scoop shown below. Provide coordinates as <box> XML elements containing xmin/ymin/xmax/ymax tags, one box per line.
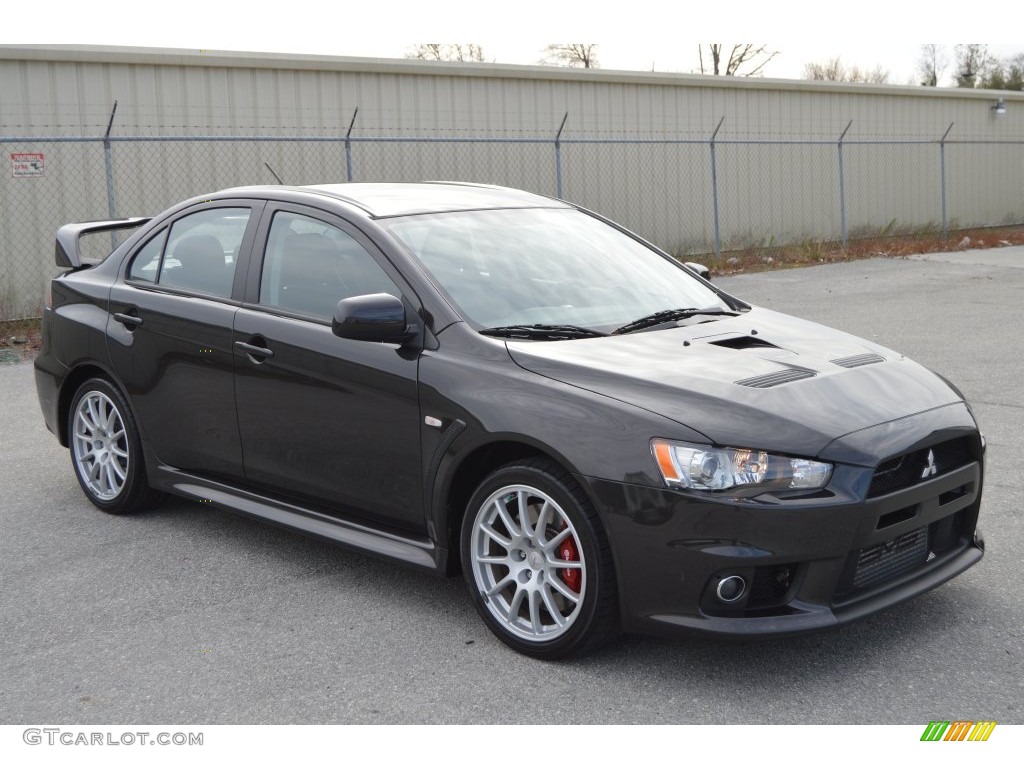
<box><xmin>831</xmin><ymin>353</ymin><xmax>886</xmax><ymax>369</ymax></box>
<box><xmin>709</xmin><ymin>335</ymin><xmax>780</xmax><ymax>351</ymax></box>
<box><xmin>735</xmin><ymin>367</ymin><xmax>816</xmax><ymax>388</ymax></box>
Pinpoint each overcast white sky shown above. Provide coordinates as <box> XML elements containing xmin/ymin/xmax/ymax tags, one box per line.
<box><xmin>6</xmin><ymin>1</ymin><xmax>1022</xmax><ymax>87</ymax></box>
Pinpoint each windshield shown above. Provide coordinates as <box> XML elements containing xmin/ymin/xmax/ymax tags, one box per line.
<box><xmin>382</xmin><ymin>208</ymin><xmax>731</xmax><ymax>331</ymax></box>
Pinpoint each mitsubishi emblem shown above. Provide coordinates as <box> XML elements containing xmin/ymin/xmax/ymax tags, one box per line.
<box><xmin>921</xmin><ymin>449</ymin><xmax>938</xmax><ymax>479</ymax></box>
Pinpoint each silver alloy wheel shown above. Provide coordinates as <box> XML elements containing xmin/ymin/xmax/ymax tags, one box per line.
<box><xmin>72</xmin><ymin>391</ymin><xmax>129</xmax><ymax>501</ymax></box>
<box><xmin>470</xmin><ymin>484</ymin><xmax>586</xmax><ymax>642</ymax></box>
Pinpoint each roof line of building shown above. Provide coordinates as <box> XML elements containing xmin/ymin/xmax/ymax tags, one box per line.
<box><xmin>2</xmin><ymin>44</ymin><xmax>1023</xmax><ymax>101</ymax></box>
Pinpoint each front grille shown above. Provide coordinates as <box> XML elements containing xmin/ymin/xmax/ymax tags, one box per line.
<box><xmin>835</xmin><ymin>511</ymin><xmax>968</xmax><ymax>599</ymax></box>
<box><xmin>867</xmin><ymin>437</ymin><xmax>973</xmax><ymax>498</ymax></box>
<box><xmin>852</xmin><ymin>527</ymin><xmax>928</xmax><ymax>589</ymax></box>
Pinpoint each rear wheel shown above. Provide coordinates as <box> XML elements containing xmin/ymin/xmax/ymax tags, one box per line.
<box><xmin>461</xmin><ymin>458</ymin><xmax>618</xmax><ymax>659</ymax></box>
<box><xmin>68</xmin><ymin>378</ymin><xmax>161</xmax><ymax>514</ymax></box>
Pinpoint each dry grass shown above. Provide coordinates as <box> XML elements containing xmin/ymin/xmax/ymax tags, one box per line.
<box><xmin>690</xmin><ymin>225</ymin><xmax>1024</xmax><ymax>276</ymax></box>
<box><xmin>0</xmin><ymin>318</ymin><xmax>42</xmax><ymax>362</ymax></box>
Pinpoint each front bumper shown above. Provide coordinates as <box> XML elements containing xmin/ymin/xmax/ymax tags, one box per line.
<box><xmin>642</xmin><ymin>535</ymin><xmax>982</xmax><ymax>637</ymax></box>
<box><xmin>583</xmin><ymin>417</ymin><xmax>984</xmax><ymax>638</ymax></box>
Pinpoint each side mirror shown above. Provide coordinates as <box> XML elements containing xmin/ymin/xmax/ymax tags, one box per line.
<box><xmin>684</xmin><ymin>262</ymin><xmax>712</xmax><ymax>281</ymax></box>
<box><xmin>332</xmin><ymin>293</ymin><xmax>415</xmax><ymax>343</ymax></box>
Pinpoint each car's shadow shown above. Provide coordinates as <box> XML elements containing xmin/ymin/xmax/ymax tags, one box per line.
<box><xmin>139</xmin><ymin>495</ymin><xmax>977</xmax><ymax>686</ymax></box>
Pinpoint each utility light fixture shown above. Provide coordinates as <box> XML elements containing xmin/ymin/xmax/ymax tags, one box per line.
<box><xmin>992</xmin><ymin>98</ymin><xmax>1007</xmax><ymax>116</ymax></box>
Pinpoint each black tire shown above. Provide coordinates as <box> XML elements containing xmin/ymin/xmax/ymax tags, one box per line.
<box><xmin>67</xmin><ymin>377</ymin><xmax>162</xmax><ymax>514</ymax></box>
<box><xmin>461</xmin><ymin>457</ymin><xmax>619</xmax><ymax>659</ymax></box>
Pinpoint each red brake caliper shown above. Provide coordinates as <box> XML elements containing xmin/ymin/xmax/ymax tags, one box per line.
<box><xmin>559</xmin><ymin>524</ymin><xmax>581</xmax><ymax>593</ymax></box>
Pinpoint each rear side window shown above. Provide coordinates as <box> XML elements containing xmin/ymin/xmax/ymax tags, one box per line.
<box><xmin>127</xmin><ymin>230</ymin><xmax>167</xmax><ymax>283</ymax></box>
<box><xmin>259</xmin><ymin>211</ymin><xmax>399</xmax><ymax>320</ymax></box>
<box><xmin>127</xmin><ymin>207</ymin><xmax>251</xmax><ymax>299</ymax></box>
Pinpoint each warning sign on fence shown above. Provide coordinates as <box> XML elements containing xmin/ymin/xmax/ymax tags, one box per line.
<box><xmin>11</xmin><ymin>153</ymin><xmax>45</xmax><ymax>177</ymax></box>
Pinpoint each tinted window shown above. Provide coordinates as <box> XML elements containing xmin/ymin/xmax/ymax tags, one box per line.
<box><xmin>127</xmin><ymin>229</ymin><xmax>167</xmax><ymax>283</ymax></box>
<box><xmin>155</xmin><ymin>208</ymin><xmax>251</xmax><ymax>298</ymax></box>
<box><xmin>260</xmin><ymin>211</ymin><xmax>399</xmax><ymax>320</ymax></box>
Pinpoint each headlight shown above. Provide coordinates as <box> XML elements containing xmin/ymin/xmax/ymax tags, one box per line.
<box><xmin>652</xmin><ymin>439</ymin><xmax>833</xmax><ymax>493</ymax></box>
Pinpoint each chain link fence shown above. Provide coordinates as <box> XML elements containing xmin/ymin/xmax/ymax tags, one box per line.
<box><xmin>2</xmin><ymin>126</ymin><xmax>1022</xmax><ymax>320</ymax></box>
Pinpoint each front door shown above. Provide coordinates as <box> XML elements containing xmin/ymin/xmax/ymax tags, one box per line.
<box><xmin>232</xmin><ymin>205</ymin><xmax>424</xmax><ymax>532</ymax></box>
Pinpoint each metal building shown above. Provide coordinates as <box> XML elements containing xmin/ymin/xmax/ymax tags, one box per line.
<box><xmin>1</xmin><ymin>44</ymin><xmax>1022</xmax><ymax>319</ymax></box>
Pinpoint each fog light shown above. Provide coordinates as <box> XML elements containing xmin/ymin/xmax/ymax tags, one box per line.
<box><xmin>716</xmin><ymin>575</ymin><xmax>746</xmax><ymax>603</ymax></box>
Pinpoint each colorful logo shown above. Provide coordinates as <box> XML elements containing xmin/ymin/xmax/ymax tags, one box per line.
<box><xmin>921</xmin><ymin>721</ymin><xmax>997</xmax><ymax>741</ymax></box>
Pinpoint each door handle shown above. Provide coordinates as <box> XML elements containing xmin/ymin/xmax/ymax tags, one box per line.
<box><xmin>113</xmin><ymin>311</ymin><xmax>143</xmax><ymax>328</ymax></box>
<box><xmin>235</xmin><ymin>341</ymin><xmax>274</xmax><ymax>360</ymax></box>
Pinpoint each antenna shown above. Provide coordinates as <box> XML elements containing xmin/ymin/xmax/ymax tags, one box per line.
<box><xmin>264</xmin><ymin>162</ymin><xmax>284</xmax><ymax>185</ymax></box>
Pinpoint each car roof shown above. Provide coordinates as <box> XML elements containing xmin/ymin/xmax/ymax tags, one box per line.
<box><xmin>220</xmin><ymin>182</ymin><xmax>571</xmax><ymax>219</ymax></box>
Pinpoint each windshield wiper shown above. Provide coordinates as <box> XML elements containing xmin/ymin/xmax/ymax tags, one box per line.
<box><xmin>613</xmin><ymin>307</ymin><xmax>740</xmax><ymax>335</ymax></box>
<box><xmin>479</xmin><ymin>324</ymin><xmax>609</xmax><ymax>341</ymax></box>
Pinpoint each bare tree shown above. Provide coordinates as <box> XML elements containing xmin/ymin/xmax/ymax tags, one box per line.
<box><xmin>918</xmin><ymin>44</ymin><xmax>948</xmax><ymax>86</ymax></box>
<box><xmin>953</xmin><ymin>44</ymin><xmax>991</xmax><ymax>87</ymax></box>
<box><xmin>803</xmin><ymin>58</ymin><xmax>890</xmax><ymax>84</ymax></box>
<box><xmin>981</xmin><ymin>52</ymin><xmax>1024</xmax><ymax>91</ymax></box>
<box><xmin>406</xmin><ymin>44</ymin><xmax>486</xmax><ymax>63</ymax></box>
<box><xmin>698</xmin><ymin>44</ymin><xmax>778</xmax><ymax>76</ymax></box>
<box><xmin>802</xmin><ymin>58</ymin><xmax>845</xmax><ymax>81</ymax></box>
<box><xmin>541</xmin><ymin>44</ymin><xmax>598</xmax><ymax>68</ymax></box>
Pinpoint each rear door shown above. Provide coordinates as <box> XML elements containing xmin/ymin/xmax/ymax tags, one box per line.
<box><xmin>107</xmin><ymin>201</ymin><xmax>263</xmax><ymax>480</ymax></box>
<box><xmin>232</xmin><ymin>203</ymin><xmax>424</xmax><ymax>532</ymax></box>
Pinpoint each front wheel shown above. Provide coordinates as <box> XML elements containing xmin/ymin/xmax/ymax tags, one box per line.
<box><xmin>68</xmin><ymin>377</ymin><xmax>161</xmax><ymax>514</ymax></box>
<box><xmin>461</xmin><ymin>458</ymin><xmax>618</xmax><ymax>659</ymax></box>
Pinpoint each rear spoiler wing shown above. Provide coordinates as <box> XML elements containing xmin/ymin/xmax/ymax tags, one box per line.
<box><xmin>55</xmin><ymin>217</ymin><xmax>152</xmax><ymax>268</ymax></box>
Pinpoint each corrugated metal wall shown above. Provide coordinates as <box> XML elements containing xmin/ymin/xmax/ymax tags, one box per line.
<box><xmin>1</xmin><ymin>45</ymin><xmax>1022</xmax><ymax>319</ymax></box>
<box><xmin>5</xmin><ymin>46</ymin><xmax>1023</xmax><ymax>139</ymax></box>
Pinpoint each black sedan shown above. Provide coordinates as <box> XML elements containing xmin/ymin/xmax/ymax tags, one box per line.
<box><xmin>35</xmin><ymin>182</ymin><xmax>984</xmax><ymax>659</ymax></box>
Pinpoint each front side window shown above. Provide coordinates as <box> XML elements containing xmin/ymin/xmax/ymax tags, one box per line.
<box><xmin>127</xmin><ymin>207</ymin><xmax>250</xmax><ymax>298</ymax></box>
<box><xmin>259</xmin><ymin>211</ymin><xmax>399</xmax><ymax>320</ymax></box>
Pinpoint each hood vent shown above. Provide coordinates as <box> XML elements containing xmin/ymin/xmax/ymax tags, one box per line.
<box><xmin>735</xmin><ymin>368</ymin><xmax>816</xmax><ymax>388</ymax></box>
<box><xmin>709</xmin><ymin>335</ymin><xmax>779</xmax><ymax>351</ymax></box>
<box><xmin>832</xmin><ymin>353</ymin><xmax>885</xmax><ymax>369</ymax></box>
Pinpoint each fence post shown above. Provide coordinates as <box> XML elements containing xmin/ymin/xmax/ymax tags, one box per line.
<box><xmin>837</xmin><ymin>120</ymin><xmax>852</xmax><ymax>249</ymax></box>
<box><xmin>709</xmin><ymin>116</ymin><xmax>725</xmax><ymax>259</ymax></box>
<box><xmin>554</xmin><ymin>112</ymin><xmax>569</xmax><ymax>198</ymax></box>
<box><xmin>103</xmin><ymin>101</ymin><xmax>118</xmax><ymax>248</ymax></box>
<box><xmin>939</xmin><ymin>122</ymin><xmax>954</xmax><ymax>239</ymax></box>
<box><xmin>345</xmin><ymin>107</ymin><xmax>359</xmax><ymax>182</ymax></box>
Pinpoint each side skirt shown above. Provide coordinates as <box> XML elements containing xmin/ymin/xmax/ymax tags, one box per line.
<box><xmin>150</xmin><ymin>464</ymin><xmax>445</xmax><ymax>573</ymax></box>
